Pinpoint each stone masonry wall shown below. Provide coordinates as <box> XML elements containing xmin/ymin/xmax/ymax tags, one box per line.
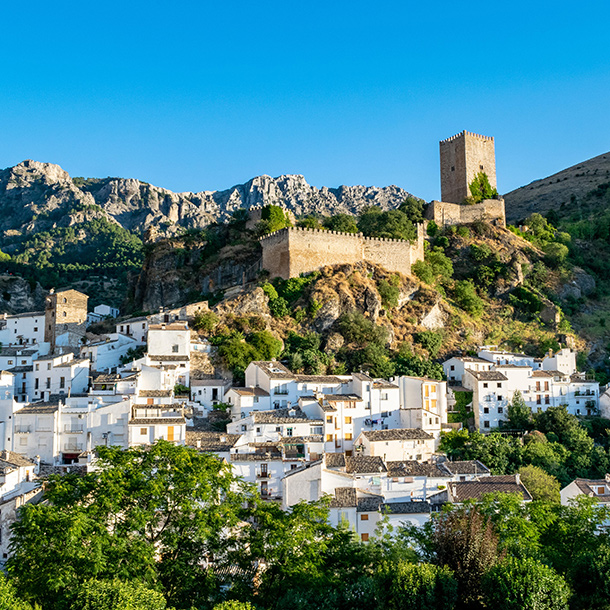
<box><xmin>45</xmin><ymin>289</ymin><xmax>89</xmax><ymax>351</ymax></box>
<box><xmin>440</xmin><ymin>131</ymin><xmax>496</xmax><ymax>204</ymax></box>
<box><xmin>425</xmin><ymin>199</ymin><xmax>506</xmax><ymax>228</ymax></box>
<box><xmin>260</xmin><ymin>225</ymin><xmax>425</xmax><ymax>280</ymax></box>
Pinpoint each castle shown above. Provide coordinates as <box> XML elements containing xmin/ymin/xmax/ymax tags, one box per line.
<box><xmin>260</xmin><ymin>225</ymin><xmax>425</xmax><ymax>280</ymax></box>
<box><xmin>259</xmin><ymin>131</ymin><xmax>506</xmax><ymax>279</ymax></box>
<box><xmin>426</xmin><ymin>130</ymin><xmax>506</xmax><ymax>227</ymax></box>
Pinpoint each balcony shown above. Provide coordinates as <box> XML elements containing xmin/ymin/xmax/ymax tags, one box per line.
<box><xmin>257</xmin><ymin>471</ymin><xmax>270</xmax><ymax>479</ymax></box>
<box><xmin>63</xmin><ymin>443</ymin><xmax>83</xmax><ymax>453</ymax></box>
<box><xmin>64</xmin><ymin>425</ymin><xmax>84</xmax><ymax>433</ymax></box>
<box><xmin>273</xmin><ymin>389</ymin><xmax>289</xmax><ymax>395</ymax></box>
<box><xmin>15</xmin><ymin>426</ymin><xmax>32</xmax><ymax>434</ymax></box>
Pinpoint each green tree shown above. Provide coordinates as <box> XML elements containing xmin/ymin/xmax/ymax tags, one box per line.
<box><xmin>507</xmin><ymin>390</ymin><xmax>533</xmax><ymax>430</ymax></box>
<box><xmin>213</xmin><ymin>603</ymin><xmax>257</xmax><ymax>610</ymax></box>
<box><xmin>381</xmin><ymin>562</ymin><xmax>458</xmax><ymax>610</ymax></box>
<box><xmin>70</xmin><ymin>580</ymin><xmax>167</xmax><ymax>610</ymax></box>
<box><xmin>413</xmin><ymin>331</ymin><xmax>443</xmax><ymax>358</ymax></box>
<box><xmin>259</xmin><ymin>205</ymin><xmax>293</xmax><ymax>233</ymax></box>
<box><xmin>358</xmin><ymin>207</ymin><xmax>417</xmax><ymax>241</ymax></box>
<box><xmin>192</xmin><ymin>310</ymin><xmax>218</xmax><ymax>332</ymax></box>
<box><xmin>248</xmin><ymin>330</ymin><xmax>283</xmax><ymax>360</ymax></box>
<box><xmin>517</xmin><ymin>465</ymin><xmax>561</xmax><ymax>503</ymax></box>
<box><xmin>8</xmin><ymin>442</ymin><xmax>250</xmax><ymax>610</ymax></box>
<box><xmin>399</xmin><ymin>196</ymin><xmax>426</xmax><ymax>224</ymax></box>
<box><xmin>322</xmin><ymin>214</ymin><xmax>358</xmax><ymax>234</ymax></box>
<box><xmin>413</xmin><ymin>247</ymin><xmax>454</xmax><ymax>286</ymax></box>
<box><xmin>544</xmin><ymin>242</ymin><xmax>569</xmax><ymax>268</ymax></box>
<box><xmin>468</xmin><ymin>172</ymin><xmax>498</xmax><ymax>203</ymax></box>
<box><xmin>337</xmin><ymin>311</ymin><xmax>388</xmax><ymax>347</ymax></box>
<box><xmin>482</xmin><ymin>557</ymin><xmax>569</xmax><ymax>610</ymax></box>
<box><xmin>377</xmin><ymin>275</ymin><xmax>401</xmax><ymax>308</ymax></box>
<box><xmin>0</xmin><ymin>574</ymin><xmax>36</xmax><ymax>610</ymax></box>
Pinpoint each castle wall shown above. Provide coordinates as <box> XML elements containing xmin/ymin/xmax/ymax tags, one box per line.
<box><xmin>440</xmin><ymin>131</ymin><xmax>496</xmax><ymax>203</ymax></box>
<box><xmin>44</xmin><ymin>289</ymin><xmax>89</xmax><ymax>352</ymax></box>
<box><xmin>426</xmin><ymin>199</ymin><xmax>506</xmax><ymax>228</ymax></box>
<box><xmin>260</xmin><ymin>227</ymin><xmax>424</xmax><ymax>279</ymax></box>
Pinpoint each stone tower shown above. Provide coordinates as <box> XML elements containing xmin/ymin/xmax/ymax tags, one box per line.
<box><xmin>44</xmin><ymin>289</ymin><xmax>89</xmax><ymax>352</ymax></box>
<box><xmin>440</xmin><ymin>131</ymin><xmax>496</xmax><ymax>203</ymax></box>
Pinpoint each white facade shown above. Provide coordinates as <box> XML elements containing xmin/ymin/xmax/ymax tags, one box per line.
<box><xmin>81</xmin><ymin>333</ymin><xmax>138</xmax><ymax>373</ymax></box>
<box><xmin>0</xmin><ymin>312</ymin><xmax>46</xmax><ymax>348</ymax></box>
<box><xmin>191</xmin><ymin>379</ymin><xmax>231</xmax><ymax>414</ymax></box>
<box><xmin>116</xmin><ymin>317</ymin><xmax>148</xmax><ymax>346</ymax></box>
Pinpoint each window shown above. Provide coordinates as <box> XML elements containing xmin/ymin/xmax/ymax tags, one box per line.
<box><xmin>142</xmin><ymin>323</ymin><xmax>146</xmax><ymax>329</ymax></box>
<box><xmin>483</xmin><ymin>407</ymin><xmax>489</xmax><ymax>414</ymax></box>
<box><xmin>483</xmin><ymin>383</ymin><xmax>488</xmax><ymax>388</ymax></box>
<box><xmin>545</xmin><ymin>381</ymin><xmax>549</xmax><ymax>391</ymax></box>
<box><xmin>597</xmin><ymin>486</ymin><xmax>605</xmax><ymax>495</ymax></box>
<box><xmin>59</xmin><ymin>377</ymin><xmax>65</xmax><ymax>389</ymax></box>
<box><xmin>62</xmin><ymin>311</ymin><xmax>67</xmax><ymax>317</ymax></box>
<box><xmin>241</xmin><ymin>425</ymin><xmax>247</xmax><ymax>431</ymax></box>
<box><xmin>498</xmin><ymin>407</ymin><xmax>503</xmax><ymax>414</ymax></box>
<box><xmin>345</xmin><ymin>433</ymin><xmax>353</xmax><ymax>441</ymax></box>
<box><xmin>497</xmin><ymin>383</ymin><xmax>502</xmax><ymax>388</ymax></box>
<box><xmin>254</xmin><ymin>396</ymin><xmax>259</xmax><ymax>403</ymax></box>
<box><xmin>497</xmin><ymin>395</ymin><xmax>503</xmax><ymax>401</ymax></box>
<box><xmin>7</xmin><ymin>360</ymin><xmax>12</xmax><ymax>365</ymax></box>
<box><xmin>360</xmin><ymin>514</ymin><xmax>369</xmax><ymax>521</ymax></box>
<box><xmin>480</xmin><ymin>164</ymin><xmax>484</xmax><ymax>170</ymax></box>
<box><xmin>326</xmin><ymin>434</ymin><xmax>333</xmax><ymax>442</ymax></box>
<box><xmin>286</xmin><ymin>427</ymin><xmax>293</xmax><ymax>437</ymax></box>
<box><xmin>46</xmin><ymin>378</ymin><xmax>50</xmax><ymax>389</ymax></box>
<box><xmin>450</xmin><ymin>365</ymin><xmax>455</xmax><ymax>371</ymax></box>
<box><xmin>361</xmin><ymin>533</ymin><xmax>369</xmax><ymax>542</ymax></box>
<box><xmin>275</xmin><ymin>427</ymin><xmax>281</xmax><ymax>432</ymax></box>
<box><xmin>545</xmin><ymin>395</ymin><xmax>550</xmax><ymax>404</ymax></box>
<box><xmin>536</xmin><ymin>381</ymin><xmax>541</xmax><ymax>391</ymax></box>
<box><xmin>537</xmin><ymin>395</ymin><xmax>541</xmax><ymax>405</ymax></box>
<box><xmin>147</xmin><ymin>398</ymin><xmax>154</xmax><ymax>405</ymax></box>
<box><xmin>484</xmin><ymin>421</ymin><xmax>490</xmax><ymax>428</ymax></box>
<box><xmin>172</xmin><ymin>345</ymin><xmax>179</xmax><ymax>353</ymax></box>
<box><xmin>34</xmin><ymin>378</ymin><xmax>39</xmax><ymax>390</ymax></box>
<box><xmin>344</xmin><ymin>416</ymin><xmax>352</xmax><ymax>424</ymax></box>
<box><xmin>47</xmin><ymin>363</ymin><xmax>51</xmax><ymax>370</ymax></box>
<box><xmin>140</xmin><ymin>428</ymin><xmax>147</xmax><ymax>435</ymax></box>
<box><xmin>35</xmin><ymin>364</ymin><xmax>39</xmax><ymax>371</ymax></box>
<box><xmin>33</xmin><ymin>327</ymin><xmax>38</xmax><ymax>332</ymax></box>
<box><xmin>326</xmin><ymin>416</ymin><xmax>333</xmax><ymax>423</ymax></box>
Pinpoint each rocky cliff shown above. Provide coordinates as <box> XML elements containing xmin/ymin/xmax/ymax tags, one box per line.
<box><xmin>0</xmin><ymin>160</ymin><xmax>414</xmax><ymax>241</ymax></box>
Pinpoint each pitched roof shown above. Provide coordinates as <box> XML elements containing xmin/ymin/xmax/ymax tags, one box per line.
<box><xmin>129</xmin><ymin>417</ymin><xmax>185</xmax><ymax>425</ymax></box>
<box><xmin>325</xmin><ymin>453</ymin><xmax>346</xmax><ymax>468</ymax></box>
<box><xmin>92</xmin><ymin>373</ymin><xmax>121</xmax><ymax>383</ymax></box>
<box><xmin>357</xmin><ymin>492</ymin><xmax>384</xmax><ymax>512</ymax></box>
<box><xmin>3</xmin><ymin>311</ymin><xmax>45</xmax><ymax>319</ymax></box>
<box><xmin>191</xmin><ymin>378</ymin><xmax>231</xmax><ymax>386</ymax></box>
<box><xmin>466</xmin><ymin>370</ymin><xmax>508</xmax><ymax>381</ymax></box>
<box><xmin>17</xmin><ymin>400</ymin><xmax>60</xmax><ymax>414</ymax></box>
<box><xmin>443</xmin><ymin>460</ymin><xmax>490</xmax><ymax>475</ymax></box>
<box><xmin>249</xmin><ymin>361</ymin><xmax>294</xmax><ymax>379</ymax></box>
<box><xmin>448</xmin><ymin>475</ymin><xmax>532</xmax><ymax>502</ymax></box>
<box><xmin>382</xmin><ymin>501</ymin><xmax>432</xmax><ymax>514</ymax></box>
<box><xmin>345</xmin><ymin>455</ymin><xmax>386</xmax><ymax>474</ymax></box>
<box><xmin>329</xmin><ymin>487</ymin><xmax>357</xmax><ymax>508</ymax></box>
<box><xmin>251</xmin><ymin>407</ymin><xmax>320</xmax><ymax>424</ymax></box>
<box><xmin>295</xmin><ymin>374</ymin><xmax>344</xmax><ymax>383</ymax></box>
<box><xmin>387</xmin><ymin>461</ymin><xmax>450</xmax><ymax>478</ymax></box>
<box><xmin>229</xmin><ymin>387</ymin><xmax>270</xmax><ymax>397</ymax></box>
<box><xmin>531</xmin><ymin>370</ymin><xmax>553</xmax><ymax>378</ymax></box>
<box><xmin>186</xmin><ymin>431</ymin><xmax>241</xmax><ymax>451</ymax></box>
<box><xmin>138</xmin><ymin>390</ymin><xmax>172</xmax><ymax>397</ymax></box>
<box><xmin>0</xmin><ymin>348</ymin><xmax>38</xmax><ymax>356</ymax></box>
<box><xmin>323</xmin><ymin>394</ymin><xmax>363</xmax><ymax>402</ymax></box>
<box><xmin>362</xmin><ymin>429</ymin><xmax>433</xmax><ymax>442</ymax></box>
<box><xmin>149</xmin><ymin>355</ymin><xmax>189</xmax><ymax>362</ymax></box>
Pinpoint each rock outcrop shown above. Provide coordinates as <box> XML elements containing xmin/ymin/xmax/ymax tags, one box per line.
<box><xmin>0</xmin><ymin>160</ymin><xmax>415</xmax><ymax>242</ymax></box>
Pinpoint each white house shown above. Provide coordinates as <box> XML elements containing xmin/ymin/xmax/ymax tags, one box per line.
<box><xmin>116</xmin><ymin>316</ymin><xmax>148</xmax><ymax>346</ymax></box>
<box><xmin>560</xmin><ymin>475</ymin><xmax>610</xmax><ymax>507</ymax></box>
<box><xmin>80</xmin><ymin>333</ymin><xmax>138</xmax><ymax>373</ymax></box>
<box><xmin>355</xmin><ymin>429</ymin><xmax>435</xmax><ymax>462</ymax></box>
<box><xmin>0</xmin><ymin>312</ymin><xmax>46</xmax><ymax>348</ymax></box>
<box><xmin>191</xmin><ymin>379</ymin><xmax>232</xmax><ymax>415</ymax></box>
<box><xmin>87</xmin><ymin>304</ymin><xmax>120</xmax><ymax>325</ymax></box>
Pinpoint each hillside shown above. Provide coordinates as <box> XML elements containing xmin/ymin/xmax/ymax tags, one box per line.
<box><xmin>504</xmin><ymin>150</ymin><xmax>610</xmax><ymax>222</ymax></box>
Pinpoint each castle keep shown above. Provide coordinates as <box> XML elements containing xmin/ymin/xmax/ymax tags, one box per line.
<box><xmin>427</xmin><ymin>130</ymin><xmax>505</xmax><ymax>227</ymax></box>
<box><xmin>260</xmin><ymin>225</ymin><xmax>425</xmax><ymax>280</ymax></box>
<box><xmin>440</xmin><ymin>130</ymin><xmax>497</xmax><ymax>203</ymax></box>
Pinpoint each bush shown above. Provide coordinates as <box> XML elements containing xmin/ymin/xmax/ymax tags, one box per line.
<box><xmin>71</xmin><ymin>579</ymin><xmax>167</xmax><ymax>610</ymax></box>
<box><xmin>413</xmin><ymin>330</ymin><xmax>443</xmax><ymax>358</ymax></box>
<box><xmin>357</xmin><ymin>207</ymin><xmax>417</xmax><ymax>241</ymax></box>
<box><xmin>468</xmin><ymin>172</ymin><xmax>498</xmax><ymax>203</ymax></box>
<box><xmin>192</xmin><ymin>310</ymin><xmax>218</xmax><ymax>332</ymax></box>
<box><xmin>378</xmin><ymin>275</ymin><xmax>400</xmax><ymax>308</ymax></box>
<box><xmin>544</xmin><ymin>242</ymin><xmax>569</xmax><ymax>268</ymax></box>
<box><xmin>482</xmin><ymin>557</ymin><xmax>570</xmax><ymax>610</ymax></box>
<box><xmin>338</xmin><ymin>312</ymin><xmax>388</xmax><ymax>347</ymax></box>
<box><xmin>322</xmin><ymin>214</ymin><xmax>358</xmax><ymax>234</ymax></box>
<box><xmin>453</xmin><ymin>280</ymin><xmax>484</xmax><ymax>316</ymax></box>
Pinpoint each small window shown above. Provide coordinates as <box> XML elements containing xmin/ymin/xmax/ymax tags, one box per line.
<box><xmin>345</xmin><ymin>417</ymin><xmax>352</xmax><ymax>424</ymax></box>
<box><xmin>172</xmin><ymin>345</ymin><xmax>179</xmax><ymax>353</ymax></box>
<box><xmin>450</xmin><ymin>365</ymin><xmax>455</xmax><ymax>371</ymax></box>
<box><xmin>326</xmin><ymin>416</ymin><xmax>333</xmax><ymax>423</ymax></box>
<box><xmin>483</xmin><ymin>421</ymin><xmax>490</xmax><ymax>428</ymax></box>
<box><xmin>63</xmin><ymin>311</ymin><xmax>67</xmax><ymax>317</ymax></box>
<box><xmin>451</xmin><ymin>166</ymin><xmax>455</xmax><ymax>171</ymax></box>
<box><xmin>140</xmin><ymin>428</ymin><xmax>147</xmax><ymax>435</ymax></box>
<box><xmin>483</xmin><ymin>383</ymin><xmax>488</xmax><ymax>388</ymax></box>
<box><xmin>480</xmin><ymin>164</ymin><xmax>484</xmax><ymax>170</ymax></box>
<box><xmin>497</xmin><ymin>395</ymin><xmax>503</xmax><ymax>401</ymax></box>
<box><xmin>497</xmin><ymin>383</ymin><xmax>502</xmax><ymax>388</ymax></box>
<box><xmin>286</xmin><ymin>427</ymin><xmax>293</xmax><ymax>437</ymax></box>
<box><xmin>345</xmin><ymin>433</ymin><xmax>353</xmax><ymax>441</ymax></box>
<box><xmin>326</xmin><ymin>434</ymin><xmax>333</xmax><ymax>442</ymax></box>
<box><xmin>498</xmin><ymin>407</ymin><xmax>503</xmax><ymax>414</ymax></box>
<box><xmin>360</xmin><ymin>514</ymin><xmax>369</xmax><ymax>521</ymax></box>
<box><xmin>483</xmin><ymin>407</ymin><xmax>489</xmax><ymax>414</ymax></box>
<box><xmin>361</xmin><ymin>533</ymin><xmax>369</xmax><ymax>542</ymax></box>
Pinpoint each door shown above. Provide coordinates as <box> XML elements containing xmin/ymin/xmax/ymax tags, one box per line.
<box><xmin>167</xmin><ymin>426</ymin><xmax>175</xmax><ymax>441</ymax></box>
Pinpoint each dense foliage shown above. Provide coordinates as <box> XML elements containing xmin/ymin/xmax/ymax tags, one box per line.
<box><xmin>5</xmin><ymin>441</ymin><xmax>610</xmax><ymax>610</ymax></box>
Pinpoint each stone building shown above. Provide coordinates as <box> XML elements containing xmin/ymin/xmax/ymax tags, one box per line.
<box><xmin>426</xmin><ymin>130</ymin><xmax>506</xmax><ymax>228</ymax></box>
<box><xmin>440</xmin><ymin>130</ymin><xmax>497</xmax><ymax>204</ymax></box>
<box><xmin>260</xmin><ymin>225</ymin><xmax>425</xmax><ymax>280</ymax></box>
<box><xmin>44</xmin><ymin>289</ymin><xmax>89</xmax><ymax>352</ymax></box>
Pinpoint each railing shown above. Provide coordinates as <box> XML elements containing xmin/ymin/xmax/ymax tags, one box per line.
<box><xmin>257</xmin><ymin>472</ymin><xmax>270</xmax><ymax>479</ymax></box>
<box><xmin>15</xmin><ymin>426</ymin><xmax>31</xmax><ymax>433</ymax></box>
<box><xmin>273</xmin><ymin>389</ymin><xmax>289</xmax><ymax>395</ymax></box>
<box><xmin>64</xmin><ymin>425</ymin><xmax>84</xmax><ymax>433</ymax></box>
<box><xmin>63</xmin><ymin>443</ymin><xmax>83</xmax><ymax>452</ymax></box>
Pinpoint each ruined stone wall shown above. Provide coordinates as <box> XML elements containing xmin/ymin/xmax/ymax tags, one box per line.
<box><xmin>260</xmin><ymin>226</ymin><xmax>424</xmax><ymax>279</ymax></box>
<box><xmin>426</xmin><ymin>199</ymin><xmax>506</xmax><ymax>228</ymax></box>
<box><xmin>440</xmin><ymin>131</ymin><xmax>496</xmax><ymax>203</ymax></box>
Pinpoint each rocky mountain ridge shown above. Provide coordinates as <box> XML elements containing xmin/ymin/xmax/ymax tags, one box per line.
<box><xmin>0</xmin><ymin>160</ymin><xmax>414</xmax><ymax>241</ymax></box>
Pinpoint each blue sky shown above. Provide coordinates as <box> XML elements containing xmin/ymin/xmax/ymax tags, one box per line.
<box><xmin>1</xmin><ymin>1</ymin><xmax>609</xmax><ymax>201</ymax></box>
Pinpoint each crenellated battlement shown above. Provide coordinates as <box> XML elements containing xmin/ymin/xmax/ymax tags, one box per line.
<box><xmin>440</xmin><ymin>130</ymin><xmax>495</xmax><ymax>144</ymax></box>
<box><xmin>260</xmin><ymin>225</ymin><xmax>425</xmax><ymax>279</ymax></box>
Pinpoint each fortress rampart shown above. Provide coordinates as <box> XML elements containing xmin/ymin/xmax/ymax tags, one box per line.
<box><xmin>425</xmin><ymin>198</ymin><xmax>506</xmax><ymax>228</ymax></box>
<box><xmin>260</xmin><ymin>225</ymin><xmax>425</xmax><ymax>279</ymax></box>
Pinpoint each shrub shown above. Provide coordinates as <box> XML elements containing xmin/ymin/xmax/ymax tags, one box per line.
<box><xmin>453</xmin><ymin>280</ymin><xmax>484</xmax><ymax>316</ymax></box>
<box><xmin>192</xmin><ymin>310</ymin><xmax>218</xmax><ymax>332</ymax></box>
<box><xmin>413</xmin><ymin>330</ymin><xmax>443</xmax><ymax>357</ymax></box>
<box><xmin>543</xmin><ymin>242</ymin><xmax>569</xmax><ymax>268</ymax></box>
<box><xmin>378</xmin><ymin>275</ymin><xmax>400</xmax><ymax>308</ymax></box>
<box><xmin>468</xmin><ymin>171</ymin><xmax>498</xmax><ymax>203</ymax></box>
<box><xmin>322</xmin><ymin>214</ymin><xmax>358</xmax><ymax>234</ymax></box>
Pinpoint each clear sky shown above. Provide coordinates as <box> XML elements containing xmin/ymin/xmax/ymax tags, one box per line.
<box><xmin>1</xmin><ymin>1</ymin><xmax>609</xmax><ymax>201</ymax></box>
